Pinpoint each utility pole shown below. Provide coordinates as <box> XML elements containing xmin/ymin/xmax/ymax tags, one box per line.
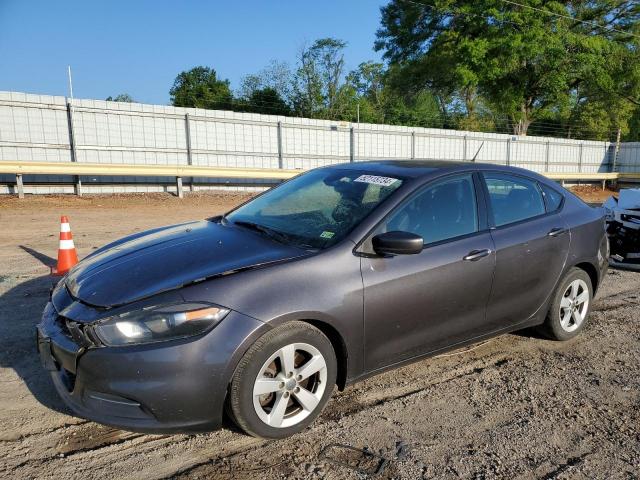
<box><xmin>356</xmin><ymin>103</ymin><xmax>360</xmax><ymax>124</ymax></box>
<box><xmin>612</xmin><ymin>126</ymin><xmax>622</xmax><ymax>173</ymax></box>
<box><xmin>67</xmin><ymin>65</ymin><xmax>74</xmax><ymax>100</ymax></box>
<box><xmin>349</xmin><ymin>127</ymin><xmax>355</xmax><ymax>162</ymax></box>
<box><xmin>67</xmin><ymin>65</ymin><xmax>82</xmax><ymax>196</ymax></box>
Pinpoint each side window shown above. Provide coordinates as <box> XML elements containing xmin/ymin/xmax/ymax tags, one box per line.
<box><xmin>484</xmin><ymin>173</ymin><xmax>545</xmax><ymax>227</ymax></box>
<box><xmin>540</xmin><ymin>183</ymin><xmax>564</xmax><ymax>212</ymax></box>
<box><xmin>382</xmin><ymin>174</ymin><xmax>478</xmax><ymax>244</ymax></box>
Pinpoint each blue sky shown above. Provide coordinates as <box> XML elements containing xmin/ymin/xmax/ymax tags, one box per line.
<box><xmin>0</xmin><ymin>1</ymin><xmax>386</xmax><ymax>105</ymax></box>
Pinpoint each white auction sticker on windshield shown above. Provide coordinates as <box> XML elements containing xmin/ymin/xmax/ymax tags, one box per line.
<box><xmin>354</xmin><ymin>175</ymin><xmax>399</xmax><ymax>187</ymax></box>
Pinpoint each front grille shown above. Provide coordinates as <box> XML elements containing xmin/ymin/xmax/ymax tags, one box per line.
<box><xmin>56</xmin><ymin>316</ymin><xmax>97</xmax><ymax>348</ymax></box>
<box><xmin>54</xmin><ymin>315</ymin><xmax>73</xmax><ymax>340</ymax></box>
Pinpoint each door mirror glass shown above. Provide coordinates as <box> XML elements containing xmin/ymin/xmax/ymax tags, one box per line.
<box><xmin>372</xmin><ymin>231</ymin><xmax>424</xmax><ymax>255</ymax></box>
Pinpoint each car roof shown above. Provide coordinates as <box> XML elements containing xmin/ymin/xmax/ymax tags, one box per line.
<box><xmin>324</xmin><ymin>160</ymin><xmax>526</xmax><ymax>180</ymax></box>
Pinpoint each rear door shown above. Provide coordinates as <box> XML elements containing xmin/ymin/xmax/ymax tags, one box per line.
<box><xmin>361</xmin><ymin>173</ymin><xmax>496</xmax><ymax>371</ymax></box>
<box><xmin>481</xmin><ymin>172</ymin><xmax>570</xmax><ymax>331</ymax></box>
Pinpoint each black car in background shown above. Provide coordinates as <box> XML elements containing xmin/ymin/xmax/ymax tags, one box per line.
<box><xmin>37</xmin><ymin>161</ymin><xmax>608</xmax><ymax>439</ymax></box>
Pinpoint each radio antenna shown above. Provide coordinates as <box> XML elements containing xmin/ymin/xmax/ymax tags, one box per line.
<box><xmin>471</xmin><ymin>141</ymin><xmax>484</xmax><ymax>162</ymax></box>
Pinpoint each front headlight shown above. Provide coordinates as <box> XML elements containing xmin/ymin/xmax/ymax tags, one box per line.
<box><xmin>93</xmin><ymin>303</ymin><xmax>230</xmax><ymax>346</ymax></box>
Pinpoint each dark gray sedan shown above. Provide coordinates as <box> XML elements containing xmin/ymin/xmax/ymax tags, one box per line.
<box><xmin>37</xmin><ymin>161</ymin><xmax>608</xmax><ymax>439</ymax></box>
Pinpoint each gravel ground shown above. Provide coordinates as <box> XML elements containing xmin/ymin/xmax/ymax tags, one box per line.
<box><xmin>0</xmin><ymin>191</ymin><xmax>639</xmax><ymax>480</ymax></box>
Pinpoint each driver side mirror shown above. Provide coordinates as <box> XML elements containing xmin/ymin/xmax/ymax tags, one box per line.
<box><xmin>372</xmin><ymin>231</ymin><xmax>424</xmax><ymax>256</ymax></box>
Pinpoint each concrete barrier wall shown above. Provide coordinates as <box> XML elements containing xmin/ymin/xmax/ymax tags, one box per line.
<box><xmin>0</xmin><ymin>90</ymin><xmax>625</xmax><ymax>195</ymax></box>
<box><xmin>617</xmin><ymin>143</ymin><xmax>640</xmax><ymax>173</ymax></box>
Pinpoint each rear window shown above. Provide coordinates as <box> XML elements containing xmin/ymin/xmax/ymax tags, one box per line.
<box><xmin>540</xmin><ymin>183</ymin><xmax>564</xmax><ymax>212</ymax></box>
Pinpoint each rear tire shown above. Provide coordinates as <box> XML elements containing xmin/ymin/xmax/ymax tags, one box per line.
<box><xmin>539</xmin><ymin>267</ymin><xmax>593</xmax><ymax>341</ymax></box>
<box><xmin>229</xmin><ymin>321</ymin><xmax>337</xmax><ymax>439</ymax></box>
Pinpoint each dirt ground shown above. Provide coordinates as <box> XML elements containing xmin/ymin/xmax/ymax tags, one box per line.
<box><xmin>569</xmin><ymin>185</ymin><xmax>618</xmax><ymax>205</ymax></box>
<box><xmin>0</xmin><ymin>189</ymin><xmax>639</xmax><ymax>480</ymax></box>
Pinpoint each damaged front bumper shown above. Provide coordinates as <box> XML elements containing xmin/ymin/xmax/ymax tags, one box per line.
<box><xmin>36</xmin><ymin>299</ymin><xmax>269</xmax><ymax>433</ymax></box>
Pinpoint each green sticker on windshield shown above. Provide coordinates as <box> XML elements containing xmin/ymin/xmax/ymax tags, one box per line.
<box><xmin>320</xmin><ymin>231</ymin><xmax>335</xmax><ymax>239</ymax></box>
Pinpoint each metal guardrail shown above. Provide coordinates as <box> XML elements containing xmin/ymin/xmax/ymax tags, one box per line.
<box><xmin>544</xmin><ymin>172</ymin><xmax>620</xmax><ymax>181</ymax></box>
<box><xmin>1</xmin><ymin>160</ymin><xmax>300</xmax><ymax>178</ymax></box>
<box><xmin>1</xmin><ymin>161</ymin><xmax>300</xmax><ymax>198</ymax></box>
<box><xmin>1</xmin><ymin>160</ymin><xmax>639</xmax><ymax>199</ymax></box>
<box><xmin>544</xmin><ymin>172</ymin><xmax>640</xmax><ymax>190</ymax></box>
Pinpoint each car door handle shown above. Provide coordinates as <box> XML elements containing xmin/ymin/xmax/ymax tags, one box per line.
<box><xmin>463</xmin><ymin>249</ymin><xmax>492</xmax><ymax>261</ymax></box>
<box><xmin>548</xmin><ymin>227</ymin><xmax>568</xmax><ymax>237</ymax></box>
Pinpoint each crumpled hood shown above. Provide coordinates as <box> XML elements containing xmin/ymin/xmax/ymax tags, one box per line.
<box><xmin>65</xmin><ymin>220</ymin><xmax>307</xmax><ymax>308</ymax></box>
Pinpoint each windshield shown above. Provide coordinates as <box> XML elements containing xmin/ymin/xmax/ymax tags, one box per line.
<box><xmin>226</xmin><ymin>168</ymin><xmax>404</xmax><ymax>249</ymax></box>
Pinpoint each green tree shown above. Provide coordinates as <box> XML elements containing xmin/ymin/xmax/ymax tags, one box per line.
<box><xmin>170</xmin><ymin>66</ymin><xmax>233</xmax><ymax>110</ymax></box>
<box><xmin>293</xmin><ymin>38</ymin><xmax>348</xmax><ymax>118</ymax></box>
<box><xmin>347</xmin><ymin>62</ymin><xmax>385</xmax><ymax>102</ymax></box>
<box><xmin>385</xmin><ymin>90</ymin><xmax>444</xmax><ymax>128</ymax></box>
<box><xmin>236</xmin><ymin>87</ymin><xmax>291</xmax><ymax>116</ymax></box>
<box><xmin>238</xmin><ymin>60</ymin><xmax>293</xmax><ymax>103</ymax></box>
<box><xmin>106</xmin><ymin>93</ymin><xmax>135</xmax><ymax>102</ymax></box>
<box><xmin>627</xmin><ymin>107</ymin><xmax>640</xmax><ymax>141</ymax></box>
<box><xmin>344</xmin><ymin>61</ymin><xmax>448</xmax><ymax>127</ymax></box>
<box><xmin>376</xmin><ymin>0</ymin><xmax>640</xmax><ymax>137</ymax></box>
<box><xmin>345</xmin><ymin>61</ymin><xmax>387</xmax><ymax>122</ymax></box>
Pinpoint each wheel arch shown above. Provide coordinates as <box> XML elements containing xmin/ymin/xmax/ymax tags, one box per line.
<box><xmin>574</xmin><ymin>261</ymin><xmax>599</xmax><ymax>294</ymax></box>
<box><xmin>226</xmin><ymin>316</ymin><xmax>350</xmax><ymax>398</ymax></box>
<box><xmin>302</xmin><ymin>319</ymin><xmax>349</xmax><ymax>391</ymax></box>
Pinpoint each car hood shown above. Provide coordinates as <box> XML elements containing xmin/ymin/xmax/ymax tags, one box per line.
<box><xmin>65</xmin><ymin>220</ymin><xmax>308</xmax><ymax>308</ymax></box>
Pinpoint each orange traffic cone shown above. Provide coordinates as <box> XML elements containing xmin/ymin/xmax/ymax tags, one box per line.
<box><xmin>52</xmin><ymin>216</ymin><xmax>79</xmax><ymax>276</ymax></box>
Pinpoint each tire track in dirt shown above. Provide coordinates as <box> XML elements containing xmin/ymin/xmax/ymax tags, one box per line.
<box><xmin>0</xmin><ymin>341</ymin><xmax>515</xmax><ymax>478</ymax></box>
<box><xmin>4</xmin><ymin>300</ymin><xmax>634</xmax><ymax>480</ymax></box>
<box><xmin>2</xmin><ymin>260</ymin><xmax>639</xmax><ymax>480</ymax></box>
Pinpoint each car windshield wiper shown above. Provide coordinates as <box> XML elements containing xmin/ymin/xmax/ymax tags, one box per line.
<box><xmin>233</xmin><ymin>220</ymin><xmax>292</xmax><ymax>245</ymax></box>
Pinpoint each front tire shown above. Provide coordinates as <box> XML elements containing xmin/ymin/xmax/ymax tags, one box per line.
<box><xmin>229</xmin><ymin>321</ymin><xmax>337</xmax><ymax>439</ymax></box>
<box><xmin>539</xmin><ymin>267</ymin><xmax>593</xmax><ymax>341</ymax></box>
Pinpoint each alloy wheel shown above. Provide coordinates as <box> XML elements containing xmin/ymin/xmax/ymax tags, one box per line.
<box><xmin>252</xmin><ymin>342</ymin><xmax>327</xmax><ymax>428</ymax></box>
<box><xmin>559</xmin><ymin>279</ymin><xmax>589</xmax><ymax>333</ymax></box>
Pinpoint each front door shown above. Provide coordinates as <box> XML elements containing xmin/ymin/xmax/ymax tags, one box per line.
<box><xmin>361</xmin><ymin>173</ymin><xmax>496</xmax><ymax>371</ymax></box>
